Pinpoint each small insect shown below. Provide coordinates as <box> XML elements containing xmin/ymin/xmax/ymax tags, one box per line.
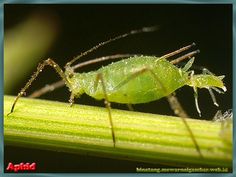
<box><xmin>213</xmin><ymin>109</ymin><xmax>232</xmax><ymax>122</ymax></box>
<box><xmin>8</xmin><ymin>26</ymin><xmax>226</xmax><ymax>158</ymax></box>
<box><xmin>213</xmin><ymin>109</ymin><xmax>233</xmax><ymax>147</ymax></box>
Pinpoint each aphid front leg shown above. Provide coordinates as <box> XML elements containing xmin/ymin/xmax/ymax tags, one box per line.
<box><xmin>8</xmin><ymin>58</ymin><xmax>70</xmax><ymax>115</ymax></box>
<box><xmin>95</xmin><ymin>73</ymin><xmax>116</xmax><ymax>147</ymax></box>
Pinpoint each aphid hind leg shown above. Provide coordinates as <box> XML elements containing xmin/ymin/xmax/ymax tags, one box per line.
<box><xmin>114</xmin><ymin>67</ymin><xmax>189</xmax><ymax>117</ymax></box>
<box><xmin>166</xmin><ymin>93</ymin><xmax>189</xmax><ymax>118</ymax></box>
<box><xmin>114</xmin><ymin>66</ymin><xmax>189</xmax><ymax>118</ymax></box>
<box><xmin>69</xmin><ymin>93</ymin><xmax>75</xmax><ymax>107</ymax></box>
<box><xmin>29</xmin><ymin>80</ymin><xmax>65</xmax><ymax>98</ymax></box>
<box><xmin>167</xmin><ymin>93</ymin><xmax>203</xmax><ymax>158</ymax></box>
<box><xmin>95</xmin><ymin>73</ymin><xmax>116</xmax><ymax>147</ymax></box>
<box><xmin>127</xmin><ymin>104</ymin><xmax>134</xmax><ymax>111</ymax></box>
<box><xmin>114</xmin><ymin>67</ymin><xmax>167</xmax><ymax>92</ymax></box>
<box><xmin>113</xmin><ymin>67</ymin><xmax>203</xmax><ymax>158</ymax></box>
<box><xmin>8</xmin><ymin>58</ymin><xmax>70</xmax><ymax>115</ymax></box>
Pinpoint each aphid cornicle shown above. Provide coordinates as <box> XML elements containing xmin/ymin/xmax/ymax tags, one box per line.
<box><xmin>9</xmin><ymin>26</ymin><xmax>226</xmax><ymax>158</ymax></box>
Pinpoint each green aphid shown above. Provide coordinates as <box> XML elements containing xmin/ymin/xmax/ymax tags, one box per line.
<box><xmin>9</xmin><ymin>26</ymin><xmax>226</xmax><ymax>158</ymax></box>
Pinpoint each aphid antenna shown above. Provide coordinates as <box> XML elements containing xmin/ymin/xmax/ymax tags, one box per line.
<box><xmin>65</xmin><ymin>26</ymin><xmax>159</xmax><ymax>68</ymax></box>
<box><xmin>71</xmin><ymin>54</ymin><xmax>139</xmax><ymax>70</ymax></box>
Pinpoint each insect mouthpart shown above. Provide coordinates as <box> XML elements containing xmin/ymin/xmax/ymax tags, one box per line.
<box><xmin>65</xmin><ymin>67</ymin><xmax>75</xmax><ymax>78</ymax></box>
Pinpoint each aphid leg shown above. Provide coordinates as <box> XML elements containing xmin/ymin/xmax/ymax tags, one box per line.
<box><xmin>193</xmin><ymin>87</ymin><xmax>201</xmax><ymax>117</ymax></box>
<box><xmin>114</xmin><ymin>67</ymin><xmax>167</xmax><ymax>92</ymax></box>
<box><xmin>113</xmin><ymin>66</ymin><xmax>189</xmax><ymax>117</ymax></box>
<box><xmin>95</xmin><ymin>73</ymin><xmax>116</xmax><ymax>147</ymax></box>
<box><xmin>167</xmin><ymin>93</ymin><xmax>204</xmax><ymax>158</ymax></box>
<box><xmin>127</xmin><ymin>104</ymin><xmax>134</xmax><ymax>111</ymax></box>
<box><xmin>8</xmin><ymin>58</ymin><xmax>70</xmax><ymax>115</ymax></box>
<box><xmin>29</xmin><ymin>80</ymin><xmax>65</xmax><ymax>98</ymax></box>
<box><xmin>211</xmin><ymin>86</ymin><xmax>225</xmax><ymax>94</ymax></box>
<box><xmin>202</xmin><ymin>68</ymin><xmax>225</xmax><ymax>107</ymax></box>
<box><xmin>208</xmin><ymin>88</ymin><xmax>219</xmax><ymax>107</ymax></box>
<box><xmin>167</xmin><ymin>93</ymin><xmax>203</xmax><ymax>158</ymax></box>
<box><xmin>189</xmin><ymin>71</ymin><xmax>202</xmax><ymax>117</ymax></box>
<box><xmin>166</xmin><ymin>93</ymin><xmax>189</xmax><ymax>118</ymax></box>
<box><xmin>113</xmin><ymin>67</ymin><xmax>203</xmax><ymax>158</ymax></box>
<box><xmin>114</xmin><ymin>67</ymin><xmax>190</xmax><ymax>116</ymax></box>
<box><xmin>69</xmin><ymin>93</ymin><xmax>75</xmax><ymax>107</ymax></box>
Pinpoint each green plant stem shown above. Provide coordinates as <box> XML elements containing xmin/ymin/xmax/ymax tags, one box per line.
<box><xmin>4</xmin><ymin>95</ymin><xmax>232</xmax><ymax>167</ymax></box>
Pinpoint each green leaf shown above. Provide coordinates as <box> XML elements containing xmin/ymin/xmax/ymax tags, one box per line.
<box><xmin>4</xmin><ymin>95</ymin><xmax>232</xmax><ymax>168</ymax></box>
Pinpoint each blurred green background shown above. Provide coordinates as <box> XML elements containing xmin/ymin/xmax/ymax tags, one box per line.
<box><xmin>4</xmin><ymin>4</ymin><xmax>232</xmax><ymax>172</ymax></box>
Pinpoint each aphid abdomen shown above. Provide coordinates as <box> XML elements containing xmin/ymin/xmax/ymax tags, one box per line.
<box><xmin>84</xmin><ymin>56</ymin><xmax>188</xmax><ymax>104</ymax></box>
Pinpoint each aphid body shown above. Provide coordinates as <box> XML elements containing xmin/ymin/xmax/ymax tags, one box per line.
<box><xmin>68</xmin><ymin>57</ymin><xmax>185</xmax><ymax>103</ymax></box>
<box><xmin>67</xmin><ymin>56</ymin><xmax>225</xmax><ymax>107</ymax></box>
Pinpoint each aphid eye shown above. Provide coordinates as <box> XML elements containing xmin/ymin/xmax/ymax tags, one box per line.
<box><xmin>68</xmin><ymin>73</ymin><xmax>74</xmax><ymax>78</ymax></box>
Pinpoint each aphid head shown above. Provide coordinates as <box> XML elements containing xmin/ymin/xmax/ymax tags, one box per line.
<box><xmin>187</xmin><ymin>71</ymin><xmax>226</xmax><ymax>116</ymax></box>
<box><xmin>65</xmin><ymin>67</ymin><xmax>85</xmax><ymax>97</ymax></box>
<box><xmin>65</xmin><ymin>66</ymin><xmax>75</xmax><ymax>79</ymax></box>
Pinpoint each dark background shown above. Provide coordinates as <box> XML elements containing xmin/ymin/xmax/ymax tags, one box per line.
<box><xmin>4</xmin><ymin>4</ymin><xmax>232</xmax><ymax>172</ymax></box>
